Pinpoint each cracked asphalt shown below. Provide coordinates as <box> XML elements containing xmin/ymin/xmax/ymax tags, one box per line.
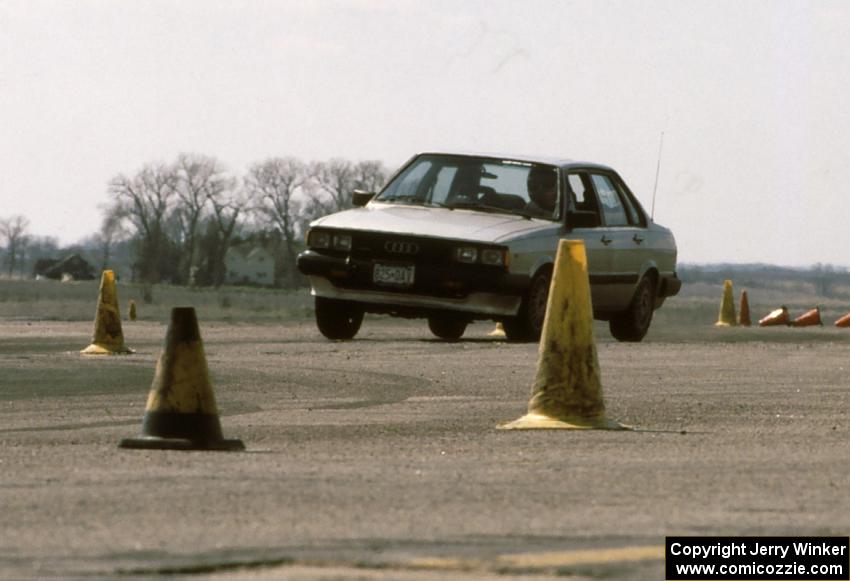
<box><xmin>1</xmin><ymin>317</ymin><xmax>848</xmax><ymax>580</ymax></box>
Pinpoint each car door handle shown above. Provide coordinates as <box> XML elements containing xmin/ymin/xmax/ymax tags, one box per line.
<box><xmin>600</xmin><ymin>235</ymin><xmax>613</xmax><ymax>246</ymax></box>
<box><xmin>632</xmin><ymin>234</ymin><xmax>644</xmax><ymax>245</ymax></box>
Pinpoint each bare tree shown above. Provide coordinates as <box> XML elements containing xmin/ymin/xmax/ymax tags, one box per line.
<box><xmin>205</xmin><ymin>184</ymin><xmax>246</xmax><ymax>287</ymax></box>
<box><xmin>353</xmin><ymin>159</ymin><xmax>390</xmax><ymax>193</ymax></box>
<box><xmin>174</xmin><ymin>154</ymin><xmax>231</xmax><ymax>284</ymax></box>
<box><xmin>108</xmin><ymin>163</ymin><xmax>178</xmax><ymax>283</ymax></box>
<box><xmin>0</xmin><ymin>215</ymin><xmax>31</xmax><ymax>278</ymax></box>
<box><xmin>93</xmin><ymin>203</ymin><xmax>128</xmax><ymax>272</ymax></box>
<box><xmin>311</xmin><ymin>158</ymin><xmax>356</xmax><ymax>211</ymax></box>
<box><xmin>246</xmin><ymin>157</ymin><xmax>308</xmax><ymax>287</ymax></box>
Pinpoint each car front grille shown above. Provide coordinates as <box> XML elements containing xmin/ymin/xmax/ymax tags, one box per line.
<box><xmin>350</xmin><ymin>232</ymin><xmax>454</xmax><ymax>265</ymax></box>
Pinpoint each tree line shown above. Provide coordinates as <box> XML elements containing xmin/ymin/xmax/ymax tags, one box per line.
<box><xmin>0</xmin><ymin>154</ymin><xmax>391</xmax><ymax>287</ymax></box>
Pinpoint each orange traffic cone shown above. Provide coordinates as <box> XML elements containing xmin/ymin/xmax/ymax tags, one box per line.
<box><xmin>793</xmin><ymin>307</ymin><xmax>822</xmax><ymax>327</ymax></box>
<box><xmin>81</xmin><ymin>270</ymin><xmax>133</xmax><ymax>355</ymax></box>
<box><xmin>835</xmin><ymin>312</ymin><xmax>850</xmax><ymax>328</ymax></box>
<box><xmin>119</xmin><ymin>307</ymin><xmax>244</xmax><ymax>451</ymax></box>
<box><xmin>715</xmin><ymin>279</ymin><xmax>737</xmax><ymax>327</ymax></box>
<box><xmin>738</xmin><ymin>291</ymin><xmax>752</xmax><ymax>326</ymax></box>
<box><xmin>758</xmin><ymin>306</ymin><xmax>790</xmax><ymax>327</ymax></box>
<box><xmin>498</xmin><ymin>240</ymin><xmax>626</xmax><ymax>430</ymax></box>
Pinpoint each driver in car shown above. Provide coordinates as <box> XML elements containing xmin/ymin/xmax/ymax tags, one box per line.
<box><xmin>525</xmin><ymin>167</ymin><xmax>559</xmax><ymax>218</ymax></box>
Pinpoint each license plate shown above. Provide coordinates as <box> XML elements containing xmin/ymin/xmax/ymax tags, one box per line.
<box><xmin>373</xmin><ymin>263</ymin><xmax>415</xmax><ymax>287</ymax></box>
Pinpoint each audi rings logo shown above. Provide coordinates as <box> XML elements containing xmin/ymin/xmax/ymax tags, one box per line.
<box><xmin>384</xmin><ymin>240</ymin><xmax>419</xmax><ymax>255</ymax></box>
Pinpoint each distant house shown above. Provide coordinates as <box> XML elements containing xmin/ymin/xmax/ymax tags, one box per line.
<box><xmin>33</xmin><ymin>254</ymin><xmax>96</xmax><ymax>281</ymax></box>
<box><xmin>224</xmin><ymin>245</ymin><xmax>275</xmax><ymax>286</ymax></box>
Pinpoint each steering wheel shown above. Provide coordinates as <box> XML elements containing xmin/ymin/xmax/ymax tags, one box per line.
<box><xmin>454</xmin><ymin>185</ymin><xmax>496</xmax><ymax>203</ymax></box>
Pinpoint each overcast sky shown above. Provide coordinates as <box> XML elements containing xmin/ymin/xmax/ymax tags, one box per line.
<box><xmin>2</xmin><ymin>0</ymin><xmax>848</xmax><ymax>267</ymax></box>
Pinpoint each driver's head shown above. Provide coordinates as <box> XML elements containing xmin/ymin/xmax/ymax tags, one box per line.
<box><xmin>527</xmin><ymin>167</ymin><xmax>558</xmax><ymax>211</ymax></box>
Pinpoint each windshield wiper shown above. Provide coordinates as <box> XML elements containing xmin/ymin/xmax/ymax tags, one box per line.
<box><xmin>445</xmin><ymin>202</ymin><xmax>520</xmax><ymax>216</ymax></box>
<box><xmin>377</xmin><ymin>195</ymin><xmax>425</xmax><ymax>205</ymax></box>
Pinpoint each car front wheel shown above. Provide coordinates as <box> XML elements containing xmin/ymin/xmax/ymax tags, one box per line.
<box><xmin>503</xmin><ymin>269</ymin><xmax>551</xmax><ymax>342</ymax></box>
<box><xmin>314</xmin><ymin>297</ymin><xmax>364</xmax><ymax>340</ymax></box>
<box><xmin>609</xmin><ymin>275</ymin><xmax>656</xmax><ymax>342</ymax></box>
<box><xmin>427</xmin><ymin>315</ymin><xmax>468</xmax><ymax>340</ymax></box>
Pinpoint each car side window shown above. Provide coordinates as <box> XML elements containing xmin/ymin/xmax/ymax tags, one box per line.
<box><xmin>590</xmin><ymin>174</ymin><xmax>629</xmax><ymax>227</ymax></box>
<box><xmin>566</xmin><ymin>172</ymin><xmax>602</xmax><ymax>228</ymax></box>
<box><xmin>611</xmin><ymin>175</ymin><xmax>646</xmax><ymax>227</ymax></box>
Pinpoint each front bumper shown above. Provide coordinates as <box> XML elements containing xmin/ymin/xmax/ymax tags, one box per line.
<box><xmin>297</xmin><ymin>250</ymin><xmax>524</xmax><ymax>317</ymax></box>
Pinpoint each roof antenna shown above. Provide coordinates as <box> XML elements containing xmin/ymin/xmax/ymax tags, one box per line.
<box><xmin>651</xmin><ymin>131</ymin><xmax>664</xmax><ymax>222</ymax></box>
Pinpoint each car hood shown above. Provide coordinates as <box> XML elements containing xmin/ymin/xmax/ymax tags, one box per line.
<box><xmin>311</xmin><ymin>203</ymin><xmax>554</xmax><ymax>243</ymax></box>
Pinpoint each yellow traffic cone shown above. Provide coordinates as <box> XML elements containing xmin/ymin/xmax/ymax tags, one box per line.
<box><xmin>759</xmin><ymin>306</ymin><xmax>790</xmax><ymax>327</ymax></box>
<box><xmin>498</xmin><ymin>240</ymin><xmax>626</xmax><ymax>430</ymax></box>
<box><xmin>119</xmin><ymin>307</ymin><xmax>244</xmax><ymax>451</ymax></box>
<box><xmin>715</xmin><ymin>279</ymin><xmax>737</xmax><ymax>326</ymax></box>
<box><xmin>835</xmin><ymin>312</ymin><xmax>850</xmax><ymax>328</ymax></box>
<box><xmin>738</xmin><ymin>290</ymin><xmax>752</xmax><ymax>327</ymax></box>
<box><xmin>488</xmin><ymin>322</ymin><xmax>506</xmax><ymax>338</ymax></box>
<box><xmin>792</xmin><ymin>307</ymin><xmax>822</xmax><ymax>327</ymax></box>
<box><xmin>81</xmin><ymin>270</ymin><xmax>133</xmax><ymax>355</ymax></box>
<box><xmin>128</xmin><ymin>299</ymin><xmax>137</xmax><ymax>322</ymax></box>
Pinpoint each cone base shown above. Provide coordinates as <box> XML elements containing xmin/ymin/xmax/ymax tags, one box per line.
<box><xmin>497</xmin><ymin>412</ymin><xmax>629</xmax><ymax>431</ymax></box>
<box><xmin>119</xmin><ymin>436</ymin><xmax>245</xmax><ymax>451</ymax></box>
<box><xmin>81</xmin><ymin>343</ymin><xmax>134</xmax><ymax>355</ymax></box>
<box><xmin>714</xmin><ymin>321</ymin><xmax>736</xmax><ymax>327</ymax></box>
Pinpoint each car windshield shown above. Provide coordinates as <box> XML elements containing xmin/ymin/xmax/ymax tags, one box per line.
<box><xmin>375</xmin><ymin>155</ymin><xmax>561</xmax><ymax>220</ymax></box>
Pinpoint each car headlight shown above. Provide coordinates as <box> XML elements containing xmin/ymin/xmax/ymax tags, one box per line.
<box><xmin>308</xmin><ymin>230</ymin><xmax>331</xmax><ymax>249</ymax></box>
<box><xmin>307</xmin><ymin>230</ymin><xmax>352</xmax><ymax>251</ymax></box>
<box><xmin>455</xmin><ymin>247</ymin><xmax>478</xmax><ymax>263</ymax></box>
<box><xmin>332</xmin><ymin>234</ymin><xmax>352</xmax><ymax>251</ymax></box>
<box><xmin>454</xmin><ymin>246</ymin><xmax>508</xmax><ymax>266</ymax></box>
<box><xmin>480</xmin><ymin>249</ymin><xmax>505</xmax><ymax>266</ymax></box>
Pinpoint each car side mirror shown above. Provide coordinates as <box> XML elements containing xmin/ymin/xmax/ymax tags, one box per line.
<box><xmin>352</xmin><ymin>190</ymin><xmax>376</xmax><ymax>207</ymax></box>
<box><xmin>567</xmin><ymin>210</ymin><xmax>600</xmax><ymax>229</ymax></box>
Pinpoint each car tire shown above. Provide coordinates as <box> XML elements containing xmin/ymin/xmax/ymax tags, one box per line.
<box><xmin>314</xmin><ymin>297</ymin><xmax>364</xmax><ymax>340</ymax></box>
<box><xmin>503</xmin><ymin>268</ymin><xmax>551</xmax><ymax>342</ymax></box>
<box><xmin>427</xmin><ymin>315</ymin><xmax>468</xmax><ymax>340</ymax></box>
<box><xmin>609</xmin><ymin>275</ymin><xmax>656</xmax><ymax>342</ymax></box>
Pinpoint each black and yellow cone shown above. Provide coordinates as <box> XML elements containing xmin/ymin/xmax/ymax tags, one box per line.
<box><xmin>499</xmin><ymin>240</ymin><xmax>627</xmax><ymax>430</ymax></box>
<box><xmin>119</xmin><ymin>307</ymin><xmax>244</xmax><ymax>451</ymax></box>
<box><xmin>128</xmin><ymin>299</ymin><xmax>137</xmax><ymax>322</ymax></box>
<box><xmin>81</xmin><ymin>270</ymin><xmax>133</xmax><ymax>355</ymax></box>
<box><xmin>715</xmin><ymin>279</ymin><xmax>737</xmax><ymax>327</ymax></box>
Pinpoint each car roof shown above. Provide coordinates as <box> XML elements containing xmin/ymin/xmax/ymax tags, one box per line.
<box><xmin>416</xmin><ymin>150</ymin><xmax>616</xmax><ymax>172</ymax></box>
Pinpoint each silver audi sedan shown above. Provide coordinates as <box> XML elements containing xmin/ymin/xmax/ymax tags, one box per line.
<box><xmin>297</xmin><ymin>151</ymin><xmax>680</xmax><ymax>342</ymax></box>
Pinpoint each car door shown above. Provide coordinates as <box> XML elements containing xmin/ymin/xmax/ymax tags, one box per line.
<box><xmin>608</xmin><ymin>172</ymin><xmax>654</xmax><ymax>278</ymax></box>
<box><xmin>562</xmin><ymin>172</ymin><xmax>617</xmax><ymax>310</ymax></box>
<box><xmin>587</xmin><ymin>172</ymin><xmax>644</xmax><ymax>309</ymax></box>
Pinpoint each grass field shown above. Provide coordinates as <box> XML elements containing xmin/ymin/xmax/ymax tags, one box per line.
<box><xmin>0</xmin><ymin>275</ymin><xmax>848</xmax><ymax>343</ymax></box>
<box><xmin>0</xmin><ymin>278</ymin><xmax>314</xmax><ymax>323</ymax></box>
